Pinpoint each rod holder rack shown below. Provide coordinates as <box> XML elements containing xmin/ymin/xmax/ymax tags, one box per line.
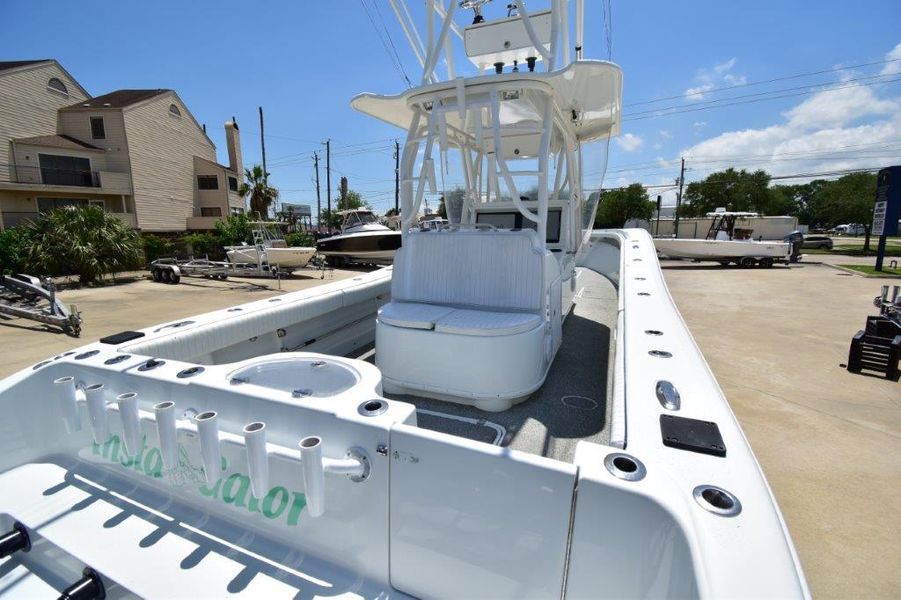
<box><xmin>60</xmin><ymin>381</ymin><xmax>371</xmax><ymax>516</ymax></box>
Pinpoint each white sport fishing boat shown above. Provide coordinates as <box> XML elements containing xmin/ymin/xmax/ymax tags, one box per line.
<box><xmin>315</xmin><ymin>209</ymin><xmax>402</xmax><ymax>266</ymax></box>
<box><xmin>0</xmin><ymin>2</ymin><xmax>808</xmax><ymax>598</ymax></box>
<box><xmin>654</xmin><ymin>211</ymin><xmax>803</xmax><ymax>267</ymax></box>
<box><xmin>225</xmin><ymin>221</ymin><xmax>316</xmax><ymax>270</ymax></box>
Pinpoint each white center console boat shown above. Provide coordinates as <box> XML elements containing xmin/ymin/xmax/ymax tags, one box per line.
<box><xmin>225</xmin><ymin>221</ymin><xmax>316</xmax><ymax>270</ymax></box>
<box><xmin>0</xmin><ymin>2</ymin><xmax>808</xmax><ymax>598</ymax></box>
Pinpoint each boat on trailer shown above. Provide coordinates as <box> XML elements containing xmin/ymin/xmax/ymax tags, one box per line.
<box><xmin>654</xmin><ymin>211</ymin><xmax>804</xmax><ymax>267</ymax></box>
<box><xmin>315</xmin><ymin>209</ymin><xmax>402</xmax><ymax>266</ymax></box>
<box><xmin>225</xmin><ymin>221</ymin><xmax>316</xmax><ymax>270</ymax></box>
<box><xmin>0</xmin><ymin>2</ymin><xmax>808</xmax><ymax>598</ymax></box>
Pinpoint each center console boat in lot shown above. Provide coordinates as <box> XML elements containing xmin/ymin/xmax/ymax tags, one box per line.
<box><xmin>224</xmin><ymin>221</ymin><xmax>316</xmax><ymax>270</ymax></box>
<box><xmin>315</xmin><ymin>209</ymin><xmax>402</xmax><ymax>266</ymax></box>
<box><xmin>654</xmin><ymin>211</ymin><xmax>804</xmax><ymax>267</ymax></box>
<box><xmin>0</xmin><ymin>2</ymin><xmax>808</xmax><ymax>598</ymax></box>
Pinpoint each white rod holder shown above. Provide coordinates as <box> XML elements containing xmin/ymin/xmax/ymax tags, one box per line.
<box><xmin>84</xmin><ymin>384</ymin><xmax>109</xmax><ymax>444</ymax></box>
<box><xmin>54</xmin><ymin>376</ymin><xmax>81</xmax><ymax>433</ymax></box>
<box><xmin>154</xmin><ymin>401</ymin><xmax>178</xmax><ymax>471</ymax></box>
<box><xmin>299</xmin><ymin>436</ymin><xmax>325</xmax><ymax>518</ymax></box>
<box><xmin>243</xmin><ymin>422</ymin><xmax>269</xmax><ymax>499</ymax></box>
<box><xmin>116</xmin><ymin>392</ymin><xmax>142</xmax><ymax>457</ymax></box>
<box><xmin>195</xmin><ymin>411</ymin><xmax>221</xmax><ymax>484</ymax></box>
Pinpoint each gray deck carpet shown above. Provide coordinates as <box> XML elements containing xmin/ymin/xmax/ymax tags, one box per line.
<box><xmin>361</xmin><ymin>268</ymin><xmax>618</xmax><ymax>464</ymax></box>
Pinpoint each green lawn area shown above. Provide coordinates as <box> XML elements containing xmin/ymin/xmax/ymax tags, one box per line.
<box><xmin>839</xmin><ymin>264</ymin><xmax>901</xmax><ymax>277</ymax></box>
<box><xmin>806</xmin><ymin>245</ymin><xmax>901</xmax><ymax>257</ymax></box>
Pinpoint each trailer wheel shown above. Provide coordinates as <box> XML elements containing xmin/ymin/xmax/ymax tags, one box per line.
<box><xmin>759</xmin><ymin>257</ymin><xmax>774</xmax><ymax>268</ymax></box>
<box><xmin>151</xmin><ymin>268</ymin><xmax>161</xmax><ymax>282</ymax></box>
<box><xmin>160</xmin><ymin>269</ymin><xmax>171</xmax><ymax>283</ymax></box>
<box><xmin>739</xmin><ymin>257</ymin><xmax>756</xmax><ymax>268</ymax></box>
<box><xmin>169</xmin><ymin>272</ymin><xmax>181</xmax><ymax>284</ymax></box>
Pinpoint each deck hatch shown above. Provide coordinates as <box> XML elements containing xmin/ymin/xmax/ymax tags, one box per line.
<box><xmin>660</xmin><ymin>414</ymin><xmax>726</xmax><ymax>457</ymax></box>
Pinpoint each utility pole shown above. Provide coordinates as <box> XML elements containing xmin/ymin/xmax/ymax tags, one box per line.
<box><xmin>394</xmin><ymin>139</ymin><xmax>400</xmax><ymax>214</ymax></box>
<box><xmin>674</xmin><ymin>156</ymin><xmax>685</xmax><ymax>238</ymax></box>
<box><xmin>258</xmin><ymin>106</ymin><xmax>269</xmax><ymax>217</ymax></box>
<box><xmin>313</xmin><ymin>152</ymin><xmax>321</xmax><ymax>232</ymax></box>
<box><xmin>325</xmin><ymin>139</ymin><xmax>331</xmax><ymax>231</ymax></box>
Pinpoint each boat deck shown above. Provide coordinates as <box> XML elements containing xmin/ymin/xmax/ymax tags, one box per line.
<box><xmin>364</xmin><ymin>268</ymin><xmax>617</xmax><ymax>463</ymax></box>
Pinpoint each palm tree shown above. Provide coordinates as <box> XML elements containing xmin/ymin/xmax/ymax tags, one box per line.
<box><xmin>239</xmin><ymin>165</ymin><xmax>278</xmax><ymax>217</ymax></box>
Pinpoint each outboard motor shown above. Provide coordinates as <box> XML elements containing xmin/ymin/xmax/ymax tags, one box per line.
<box><xmin>786</xmin><ymin>230</ymin><xmax>804</xmax><ymax>263</ymax></box>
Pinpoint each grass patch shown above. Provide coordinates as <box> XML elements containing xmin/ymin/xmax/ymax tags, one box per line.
<box><xmin>805</xmin><ymin>246</ymin><xmax>901</xmax><ymax>257</ymax></box>
<box><xmin>839</xmin><ymin>264</ymin><xmax>901</xmax><ymax>277</ymax></box>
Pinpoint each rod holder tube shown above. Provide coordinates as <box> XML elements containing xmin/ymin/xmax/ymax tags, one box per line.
<box><xmin>54</xmin><ymin>376</ymin><xmax>81</xmax><ymax>433</ymax></box>
<box><xmin>154</xmin><ymin>401</ymin><xmax>178</xmax><ymax>471</ymax></box>
<box><xmin>299</xmin><ymin>436</ymin><xmax>325</xmax><ymax>517</ymax></box>
<box><xmin>243</xmin><ymin>422</ymin><xmax>269</xmax><ymax>499</ymax></box>
<box><xmin>116</xmin><ymin>392</ymin><xmax>142</xmax><ymax>456</ymax></box>
<box><xmin>84</xmin><ymin>384</ymin><xmax>109</xmax><ymax>444</ymax></box>
<box><xmin>195</xmin><ymin>411</ymin><xmax>221</xmax><ymax>484</ymax></box>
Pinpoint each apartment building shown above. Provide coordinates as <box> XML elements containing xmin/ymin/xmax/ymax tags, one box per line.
<box><xmin>0</xmin><ymin>59</ymin><xmax>245</xmax><ymax>231</ymax></box>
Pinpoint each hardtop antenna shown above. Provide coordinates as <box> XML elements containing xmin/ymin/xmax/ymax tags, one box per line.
<box><xmin>460</xmin><ymin>0</ymin><xmax>492</xmax><ymax>24</ymax></box>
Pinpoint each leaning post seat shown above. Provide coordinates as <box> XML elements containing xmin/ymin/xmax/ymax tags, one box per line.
<box><xmin>376</xmin><ymin>228</ymin><xmax>555</xmax><ymax>411</ymax></box>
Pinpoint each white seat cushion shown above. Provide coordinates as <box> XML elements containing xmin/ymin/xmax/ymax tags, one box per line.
<box><xmin>434</xmin><ymin>309</ymin><xmax>542</xmax><ymax>337</ymax></box>
<box><xmin>378</xmin><ymin>302</ymin><xmax>455</xmax><ymax>330</ymax></box>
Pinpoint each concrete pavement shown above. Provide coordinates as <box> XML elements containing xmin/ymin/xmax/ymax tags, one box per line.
<box><xmin>661</xmin><ymin>259</ymin><xmax>901</xmax><ymax>599</ymax></box>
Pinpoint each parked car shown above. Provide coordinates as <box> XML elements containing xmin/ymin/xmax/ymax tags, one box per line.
<box><xmin>802</xmin><ymin>235</ymin><xmax>833</xmax><ymax>250</ymax></box>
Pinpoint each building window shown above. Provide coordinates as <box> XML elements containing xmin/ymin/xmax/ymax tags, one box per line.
<box><xmin>169</xmin><ymin>103</ymin><xmax>181</xmax><ymax>117</ymax></box>
<box><xmin>201</xmin><ymin>207</ymin><xmax>222</xmax><ymax>217</ymax></box>
<box><xmin>89</xmin><ymin>199</ymin><xmax>106</xmax><ymax>210</ymax></box>
<box><xmin>90</xmin><ymin>117</ymin><xmax>106</xmax><ymax>140</ymax></box>
<box><xmin>231</xmin><ymin>207</ymin><xmax>244</xmax><ymax>215</ymax></box>
<box><xmin>228</xmin><ymin>176</ymin><xmax>238</xmax><ymax>191</ymax></box>
<box><xmin>197</xmin><ymin>175</ymin><xmax>219</xmax><ymax>190</ymax></box>
<box><xmin>37</xmin><ymin>198</ymin><xmax>88</xmax><ymax>212</ymax></box>
<box><xmin>38</xmin><ymin>154</ymin><xmax>94</xmax><ymax>187</ymax></box>
<box><xmin>47</xmin><ymin>77</ymin><xmax>69</xmax><ymax>97</ymax></box>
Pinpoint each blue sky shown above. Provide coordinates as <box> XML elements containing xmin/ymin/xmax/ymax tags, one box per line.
<box><xmin>3</xmin><ymin>0</ymin><xmax>900</xmax><ymax>210</ymax></box>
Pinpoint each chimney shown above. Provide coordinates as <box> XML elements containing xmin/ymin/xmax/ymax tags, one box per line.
<box><xmin>224</xmin><ymin>117</ymin><xmax>243</xmax><ymax>178</ymax></box>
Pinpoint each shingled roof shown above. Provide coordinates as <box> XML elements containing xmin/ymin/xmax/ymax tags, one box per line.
<box><xmin>13</xmin><ymin>134</ymin><xmax>103</xmax><ymax>151</ymax></box>
<box><xmin>63</xmin><ymin>89</ymin><xmax>170</xmax><ymax>110</ymax></box>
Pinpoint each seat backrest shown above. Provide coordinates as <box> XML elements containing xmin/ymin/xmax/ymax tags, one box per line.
<box><xmin>392</xmin><ymin>229</ymin><xmax>545</xmax><ymax>312</ymax></box>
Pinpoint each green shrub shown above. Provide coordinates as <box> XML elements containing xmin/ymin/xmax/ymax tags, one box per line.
<box><xmin>23</xmin><ymin>206</ymin><xmax>143</xmax><ymax>284</ymax></box>
<box><xmin>284</xmin><ymin>232</ymin><xmax>315</xmax><ymax>247</ymax></box>
<box><xmin>183</xmin><ymin>232</ymin><xmax>219</xmax><ymax>257</ymax></box>
<box><xmin>142</xmin><ymin>234</ymin><xmax>175</xmax><ymax>264</ymax></box>
<box><xmin>0</xmin><ymin>227</ymin><xmax>30</xmax><ymax>274</ymax></box>
<box><xmin>214</xmin><ymin>213</ymin><xmax>254</xmax><ymax>245</ymax></box>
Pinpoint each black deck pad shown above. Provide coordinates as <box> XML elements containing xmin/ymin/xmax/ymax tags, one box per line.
<box><xmin>660</xmin><ymin>414</ymin><xmax>726</xmax><ymax>457</ymax></box>
<box><xmin>99</xmin><ymin>330</ymin><xmax>145</xmax><ymax>345</ymax></box>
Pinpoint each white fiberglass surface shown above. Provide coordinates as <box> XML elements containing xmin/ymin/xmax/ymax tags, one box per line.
<box><xmin>228</xmin><ymin>357</ymin><xmax>361</xmax><ymax>397</ymax></box>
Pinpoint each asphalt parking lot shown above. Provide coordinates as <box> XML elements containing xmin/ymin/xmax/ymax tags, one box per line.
<box><xmin>1</xmin><ymin>259</ymin><xmax>899</xmax><ymax>598</ymax></box>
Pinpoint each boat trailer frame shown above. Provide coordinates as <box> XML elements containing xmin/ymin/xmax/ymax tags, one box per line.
<box><xmin>0</xmin><ymin>273</ymin><xmax>82</xmax><ymax>337</ymax></box>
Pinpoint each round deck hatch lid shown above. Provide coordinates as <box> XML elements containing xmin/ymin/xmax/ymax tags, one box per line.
<box><xmin>228</xmin><ymin>357</ymin><xmax>360</xmax><ymax>398</ymax></box>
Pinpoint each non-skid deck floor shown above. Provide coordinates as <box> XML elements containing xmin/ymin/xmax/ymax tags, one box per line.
<box><xmin>368</xmin><ymin>268</ymin><xmax>617</xmax><ymax>463</ymax></box>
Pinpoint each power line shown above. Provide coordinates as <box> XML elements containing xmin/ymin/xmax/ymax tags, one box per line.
<box><xmin>625</xmin><ymin>57</ymin><xmax>901</xmax><ymax>108</ymax></box>
<box><xmin>360</xmin><ymin>0</ymin><xmax>412</xmax><ymax>87</ymax></box>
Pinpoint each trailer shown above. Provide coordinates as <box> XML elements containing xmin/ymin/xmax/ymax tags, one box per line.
<box><xmin>0</xmin><ymin>273</ymin><xmax>82</xmax><ymax>336</ymax></box>
<box><xmin>149</xmin><ymin>257</ymin><xmax>327</xmax><ymax>284</ymax></box>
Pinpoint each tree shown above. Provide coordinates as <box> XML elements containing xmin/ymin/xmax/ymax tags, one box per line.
<box><xmin>22</xmin><ymin>205</ymin><xmax>143</xmax><ymax>284</ymax></box>
<box><xmin>319</xmin><ymin>186</ymin><xmax>369</xmax><ymax>229</ymax></box>
<box><xmin>595</xmin><ymin>184</ymin><xmax>655</xmax><ymax>228</ymax></box>
<box><xmin>681</xmin><ymin>168</ymin><xmax>772</xmax><ymax>217</ymax></box>
<box><xmin>214</xmin><ymin>213</ymin><xmax>254</xmax><ymax>245</ymax></box>
<box><xmin>384</xmin><ymin>207</ymin><xmax>399</xmax><ymax>217</ymax></box>
<box><xmin>239</xmin><ymin>165</ymin><xmax>278</xmax><ymax>218</ymax></box>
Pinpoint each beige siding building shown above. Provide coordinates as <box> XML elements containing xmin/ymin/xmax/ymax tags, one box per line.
<box><xmin>0</xmin><ymin>59</ymin><xmax>245</xmax><ymax>231</ymax></box>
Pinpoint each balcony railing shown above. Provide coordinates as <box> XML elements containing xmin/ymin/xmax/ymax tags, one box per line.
<box><xmin>1</xmin><ymin>210</ymin><xmax>137</xmax><ymax>229</ymax></box>
<box><xmin>8</xmin><ymin>164</ymin><xmax>100</xmax><ymax>187</ymax></box>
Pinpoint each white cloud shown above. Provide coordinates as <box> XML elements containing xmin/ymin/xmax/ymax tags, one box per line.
<box><xmin>684</xmin><ymin>57</ymin><xmax>745</xmax><ymax>99</ymax></box>
<box><xmin>659</xmin><ymin>129</ymin><xmax>672</xmax><ymax>139</ymax></box>
<box><xmin>684</xmin><ymin>83</ymin><xmax>714</xmax><ymax>99</ymax></box>
<box><xmin>681</xmin><ymin>47</ymin><xmax>901</xmax><ymax>182</ymax></box>
<box><xmin>881</xmin><ymin>43</ymin><xmax>901</xmax><ymax>75</ymax></box>
<box><xmin>652</xmin><ymin>142</ymin><xmax>663</xmax><ymax>150</ymax></box>
<box><xmin>693</xmin><ymin>121</ymin><xmax>707</xmax><ymax>129</ymax></box>
<box><xmin>714</xmin><ymin>58</ymin><xmax>737</xmax><ymax>75</ymax></box>
<box><xmin>616</xmin><ymin>133</ymin><xmax>644</xmax><ymax>152</ymax></box>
